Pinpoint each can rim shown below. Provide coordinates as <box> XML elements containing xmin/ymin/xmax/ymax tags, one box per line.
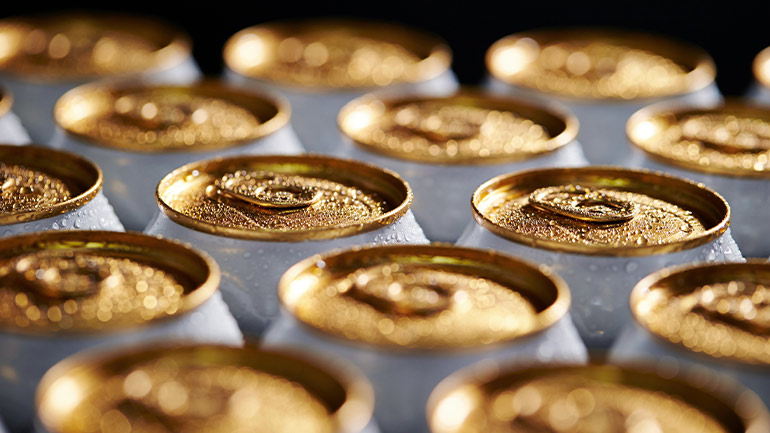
<box><xmin>470</xmin><ymin>166</ymin><xmax>731</xmax><ymax>256</ymax></box>
<box><xmin>427</xmin><ymin>361</ymin><xmax>770</xmax><ymax>433</ymax></box>
<box><xmin>0</xmin><ymin>12</ymin><xmax>193</xmax><ymax>83</ymax></box>
<box><xmin>0</xmin><ymin>86</ymin><xmax>12</xmax><ymax>118</ymax></box>
<box><xmin>35</xmin><ymin>343</ymin><xmax>375</xmax><ymax>433</ymax></box>
<box><xmin>337</xmin><ymin>88</ymin><xmax>580</xmax><ymax>165</ymax></box>
<box><xmin>223</xmin><ymin>18</ymin><xmax>453</xmax><ymax>92</ymax></box>
<box><xmin>627</xmin><ymin>99</ymin><xmax>770</xmax><ymax>178</ymax></box>
<box><xmin>0</xmin><ymin>230</ymin><xmax>221</xmax><ymax>335</ymax></box>
<box><xmin>486</xmin><ymin>27</ymin><xmax>716</xmax><ymax>103</ymax></box>
<box><xmin>0</xmin><ymin>144</ymin><xmax>104</xmax><ymax>225</ymax></box>
<box><xmin>54</xmin><ymin>79</ymin><xmax>291</xmax><ymax>153</ymax></box>
<box><xmin>753</xmin><ymin>46</ymin><xmax>770</xmax><ymax>89</ymax></box>
<box><xmin>155</xmin><ymin>154</ymin><xmax>413</xmax><ymax>242</ymax></box>
<box><xmin>277</xmin><ymin>243</ymin><xmax>572</xmax><ymax>351</ymax></box>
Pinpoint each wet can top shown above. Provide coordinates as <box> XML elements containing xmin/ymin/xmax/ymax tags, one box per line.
<box><xmin>278</xmin><ymin>244</ymin><xmax>570</xmax><ymax>350</ymax></box>
<box><xmin>338</xmin><ymin>90</ymin><xmax>578</xmax><ymax>165</ymax></box>
<box><xmin>471</xmin><ymin>167</ymin><xmax>729</xmax><ymax>256</ymax></box>
<box><xmin>632</xmin><ymin>261</ymin><xmax>770</xmax><ymax>366</ymax></box>
<box><xmin>0</xmin><ymin>13</ymin><xmax>192</xmax><ymax>82</ymax></box>
<box><xmin>0</xmin><ymin>230</ymin><xmax>219</xmax><ymax>334</ymax></box>
<box><xmin>156</xmin><ymin>155</ymin><xmax>412</xmax><ymax>241</ymax></box>
<box><xmin>428</xmin><ymin>364</ymin><xmax>768</xmax><ymax>433</ymax></box>
<box><xmin>753</xmin><ymin>46</ymin><xmax>770</xmax><ymax>89</ymax></box>
<box><xmin>36</xmin><ymin>344</ymin><xmax>373</xmax><ymax>433</ymax></box>
<box><xmin>486</xmin><ymin>29</ymin><xmax>715</xmax><ymax>101</ymax></box>
<box><xmin>628</xmin><ymin>102</ymin><xmax>770</xmax><ymax>178</ymax></box>
<box><xmin>223</xmin><ymin>19</ymin><xmax>452</xmax><ymax>90</ymax></box>
<box><xmin>54</xmin><ymin>81</ymin><xmax>289</xmax><ymax>153</ymax></box>
<box><xmin>0</xmin><ymin>144</ymin><xmax>102</xmax><ymax>225</ymax></box>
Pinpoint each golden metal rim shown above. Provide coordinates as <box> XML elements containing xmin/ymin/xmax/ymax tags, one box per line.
<box><xmin>54</xmin><ymin>80</ymin><xmax>291</xmax><ymax>153</ymax></box>
<box><xmin>627</xmin><ymin>100</ymin><xmax>770</xmax><ymax>178</ymax></box>
<box><xmin>470</xmin><ymin>166</ymin><xmax>731</xmax><ymax>256</ymax></box>
<box><xmin>0</xmin><ymin>86</ymin><xmax>12</xmax><ymax>118</ymax></box>
<box><xmin>277</xmin><ymin>243</ymin><xmax>572</xmax><ymax>351</ymax></box>
<box><xmin>155</xmin><ymin>154</ymin><xmax>413</xmax><ymax>242</ymax></box>
<box><xmin>35</xmin><ymin>343</ymin><xmax>374</xmax><ymax>433</ymax></box>
<box><xmin>486</xmin><ymin>28</ymin><xmax>716</xmax><ymax>102</ymax></box>
<box><xmin>0</xmin><ymin>144</ymin><xmax>103</xmax><ymax>225</ymax></box>
<box><xmin>337</xmin><ymin>88</ymin><xmax>580</xmax><ymax>165</ymax></box>
<box><xmin>0</xmin><ymin>230</ymin><xmax>220</xmax><ymax>335</ymax></box>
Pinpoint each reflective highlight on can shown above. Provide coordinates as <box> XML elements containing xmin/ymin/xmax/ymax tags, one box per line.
<box><xmin>747</xmin><ymin>47</ymin><xmax>770</xmax><ymax>105</ymax></box>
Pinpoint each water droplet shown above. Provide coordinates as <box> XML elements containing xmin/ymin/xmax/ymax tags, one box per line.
<box><xmin>625</xmin><ymin>261</ymin><xmax>638</xmax><ymax>272</ymax></box>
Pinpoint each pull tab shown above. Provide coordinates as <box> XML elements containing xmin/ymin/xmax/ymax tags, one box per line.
<box><xmin>693</xmin><ymin>282</ymin><xmax>770</xmax><ymax>335</ymax></box>
<box><xmin>394</xmin><ymin>106</ymin><xmax>480</xmax><ymax>142</ymax></box>
<box><xmin>342</xmin><ymin>265</ymin><xmax>452</xmax><ymax>316</ymax></box>
<box><xmin>529</xmin><ymin>185</ymin><xmax>636</xmax><ymax>224</ymax></box>
<box><xmin>209</xmin><ymin>170</ymin><xmax>323</xmax><ymax>210</ymax></box>
<box><xmin>10</xmin><ymin>252</ymin><xmax>105</xmax><ymax>299</ymax></box>
<box><xmin>682</xmin><ymin>115</ymin><xmax>770</xmax><ymax>154</ymax></box>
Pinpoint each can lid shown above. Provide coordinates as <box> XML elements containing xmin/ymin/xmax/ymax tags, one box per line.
<box><xmin>338</xmin><ymin>90</ymin><xmax>578</xmax><ymax>164</ymax></box>
<box><xmin>0</xmin><ymin>13</ymin><xmax>191</xmax><ymax>81</ymax></box>
<box><xmin>628</xmin><ymin>102</ymin><xmax>770</xmax><ymax>178</ymax></box>
<box><xmin>486</xmin><ymin>29</ymin><xmax>715</xmax><ymax>101</ymax></box>
<box><xmin>0</xmin><ymin>86</ymin><xmax>12</xmax><ymax>117</ymax></box>
<box><xmin>428</xmin><ymin>363</ymin><xmax>768</xmax><ymax>433</ymax></box>
<box><xmin>471</xmin><ymin>167</ymin><xmax>729</xmax><ymax>256</ymax></box>
<box><xmin>55</xmin><ymin>81</ymin><xmax>289</xmax><ymax>153</ymax></box>
<box><xmin>0</xmin><ymin>145</ymin><xmax>103</xmax><ymax>225</ymax></box>
<box><xmin>753</xmin><ymin>46</ymin><xmax>770</xmax><ymax>89</ymax></box>
<box><xmin>223</xmin><ymin>19</ymin><xmax>452</xmax><ymax>90</ymax></box>
<box><xmin>0</xmin><ymin>230</ymin><xmax>219</xmax><ymax>334</ymax></box>
<box><xmin>36</xmin><ymin>344</ymin><xmax>374</xmax><ymax>433</ymax></box>
<box><xmin>632</xmin><ymin>260</ymin><xmax>770</xmax><ymax>366</ymax></box>
<box><xmin>156</xmin><ymin>154</ymin><xmax>412</xmax><ymax>241</ymax></box>
<box><xmin>278</xmin><ymin>244</ymin><xmax>570</xmax><ymax>350</ymax></box>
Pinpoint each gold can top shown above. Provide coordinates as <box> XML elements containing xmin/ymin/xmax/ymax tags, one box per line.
<box><xmin>37</xmin><ymin>345</ymin><xmax>374</xmax><ymax>433</ymax></box>
<box><xmin>338</xmin><ymin>90</ymin><xmax>578</xmax><ymax>164</ymax></box>
<box><xmin>224</xmin><ymin>19</ymin><xmax>452</xmax><ymax>90</ymax></box>
<box><xmin>753</xmin><ymin>46</ymin><xmax>770</xmax><ymax>89</ymax></box>
<box><xmin>628</xmin><ymin>102</ymin><xmax>770</xmax><ymax>178</ymax></box>
<box><xmin>487</xmin><ymin>29</ymin><xmax>715</xmax><ymax>100</ymax></box>
<box><xmin>472</xmin><ymin>167</ymin><xmax>729</xmax><ymax>256</ymax></box>
<box><xmin>428</xmin><ymin>364</ymin><xmax>767</xmax><ymax>433</ymax></box>
<box><xmin>0</xmin><ymin>231</ymin><xmax>219</xmax><ymax>334</ymax></box>
<box><xmin>278</xmin><ymin>244</ymin><xmax>570</xmax><ymax>349</ymax></box>
<box><xmin>55</xmin><ymin>81</ymin><xmax>289</xmax><ymax>153</ymax></box>
<box><xmin>0</xmin><ymin>145</ymin><xmax>102</xmax><ymax>225</ymax></box>
<box><xmin>632</xmin><ymin>260</ymin><xmax>770</xmax><ymax>366</ymax></box>
<box><xmin>0</xmin><ymin>13</ymin><xmax>191</xmax><ymax>81</ymax></box>
<box><xmin>157</xmin><ymin>154</ymin><xmax>411</xmax><ymax>241</ymax></box>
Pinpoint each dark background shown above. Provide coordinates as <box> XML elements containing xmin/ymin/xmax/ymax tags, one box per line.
<box><xmin>3</xmin><ymin>1</ymin><xmax>769</xmax><ymax>95</ymax></box>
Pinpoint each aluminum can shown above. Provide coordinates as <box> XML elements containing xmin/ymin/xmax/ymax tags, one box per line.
<box><xmin>145</xmin><ymin>154</ymin><xmax>428</xmax><ymax>337</ymax></box>
<box><xmin>263</xmin><ymin>244</ymin><xmax>587</xmax><ymax>433</ymax></box>
<box><xmin>224</xmin><ymin>19</ymin><xmax>458</xmax><ymax>155</ymax></box>
<box><xmin>337</xmin><ymin>89</ymin><xmax>588</xmax><ymax>242</ymax></box>
<box><xmin>0</xmin><ymin>13</ymin><xmax>201</xmax><ymax>144</ymax></box>
<box><xmin>0</xmin><ymin>87</ymin><xmax>29</xmax><ymax>145</ymax></box>
<box><xmin>0</xmin><ymin>230</ymin><xmax>243</xmax><ymax>432</ymax></box>
<box><xmin>486</xmin><ymin>28</ymin><xmax>720</xmax><ymax>166</ymax></box>
<box><xmin>457</xmin><ymin>167</ymin><xmax>743</xmax><ymax>350</ymax></box>
<box><xmin>428</xmin><ymin>362</ymin><xmax>770</xmax><ymax>433</ymax></box>
<box><xmin>627</xmin><ymin>101</ymin><xmax>770</xmax><ymax>257</ymax></box>
<box><xmin>51</xmin><ymin>80</ymin><xmax>302</xmax><ymax>231</ymax></box>
<box><xmin>0</xmin><ymin>144</ymin><xmax>123</xmax><ymax>236</ymax></box>
<box><xmin>35</xmin><ymin>344</ymin><xmax>377</xmax><ymax>433</ymax></box>
<box><xmin>747</xmin><ymin>47</ymin><xmax>770</xmax><ymax>105</ymax></box>
<box><xmin>611</xmin><ymin>260</ymin><xmax>770</xmax><ymax>409</ymax></box>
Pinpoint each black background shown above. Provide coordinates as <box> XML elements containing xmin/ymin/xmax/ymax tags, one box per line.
<box><xmin>2</xmin><ymin>1</ymin><xmax>769</xmax><ymax>95</ymax></box>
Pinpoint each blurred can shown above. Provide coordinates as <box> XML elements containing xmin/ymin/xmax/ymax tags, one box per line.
<box><xmin>263</xmin><ymin>244</ymin><xmax>587</xmax><ymax>433</ymax></box>
<box><xmin>0</xmin><ymin>87</ymin><xmax>30</xmax><ymax>144</ymax></box>
<box><xmin>0</xmin><ymin>13</ymin><xmax>200</xmax><ymax>144</ymax></box>
<box><xmin>0</xmin><ymin>230</ymin><xmax>243</xmax><ymax>432</ymax></box>
<box><xmin>486</xmin><ymin>28</ymin><xmax>719</xmax><ymax>165</ymax></box>
<box><xmin>51</xmin><ymin>80</ymin><xmax>301</xmax><ymax>231</ymax></box>
<box><xmin>627</xmin><ymin>101</ymin><xmax>770</xmax><ymax>257</ymax></box>
<box><xmin>224</xmin><ymin>19</ymin><xmax>458</xmax><ymax>154</ymax></box>
<box><xmin>145</xmin><ymin>154</ymin><xmax>428</xmax><ymax>337</ymax></box>
<box><xmin>611</xmin><ymin>260</ymin><xmax>770</xmax><ymax>408</ymax></box>
<box><xmin>428</xmin><ymin>362</ymin><xmax>770</xmax><ymax>433</ymax></box>
<box><xmin>457</xmin><ymin>167</ymin><xmax>743</xmax><ymax>349</ymax></box>
<box><xmin>0</xmin><ymin>144</ymin><xmax>123</xmax><ymax>236</ymax></box>
<box><xmin>337</xmin><ymin>89</ymin><xmax>588</xmax><ymax>242</ymax></box>
<box><xmin>36</xmin><ymin>344</ymin><xmax>376</xmax><ymax>433</ymax></box>
<box><xmin>746</xmin><ymin>47</ymin><xmax>770</xmax><ymax>104</ymax></box>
